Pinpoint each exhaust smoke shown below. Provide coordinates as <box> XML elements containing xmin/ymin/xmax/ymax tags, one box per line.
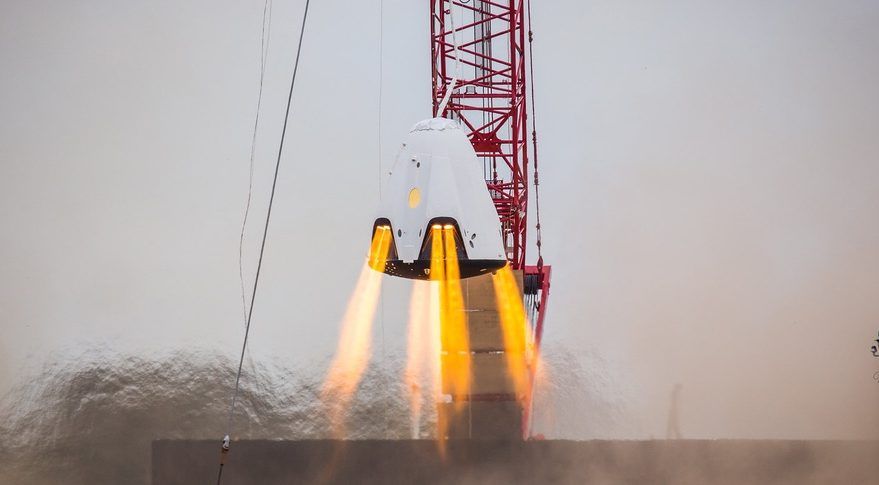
<box><xmin>321</xmin><ymin>227</ymin><xmax>391</xmax><ymax>437</ymax></box>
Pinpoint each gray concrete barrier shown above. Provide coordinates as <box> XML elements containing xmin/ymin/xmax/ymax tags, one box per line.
<box><xmin>152</xmin><ymin>439</ymin><xmax>878</xmax><ymax>484</ymax></box>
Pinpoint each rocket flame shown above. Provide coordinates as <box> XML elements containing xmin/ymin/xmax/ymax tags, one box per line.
<box><xmin>404</xmin><ymin>280</ymin><xmax>441</xmax><ymax>439</ymax></box>
<box><xmin>430</xmin><ymin>226</ymin><xmax>471</xmax><ymax>446</ymax></box>
<box><xmin>428</xmin><ymin>282</ymin><xmax>442</xmax><ymax>399</ymax></box>
<box><xmin>368</xmin><ymin>226</ymin><xmax>391</xmax><ymax>272</ymax></box>
<box><xmin>439</xmin><ymin>227</ymin><xmax>470</xmax><ymax>401</ymax></box>
<box><xmin>321</xmin><ymin>227</ymin><xmax>390</xmax><ymax>437</ymax></box>
<box><xmin>492</xmin><ymin>265</ymin><xmax>533</xmax><ymax>400</ymax></box>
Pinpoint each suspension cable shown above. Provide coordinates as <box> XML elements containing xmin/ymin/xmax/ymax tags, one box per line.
<box><xmin>217</xmin><ymin>1</ymin><xmax>311</xmax><ymax>483</ymax></box>
<box><xmin>377</xmin><ymin>0</ymin><xmax>386</xmax><ymax>359</ymax></box>
<box><xmin>436</xmin><ymin>1</ymin><xmax>461</xmax><ymax>117</ymax></box>
<box><xmin>377</xmin><ymin>0</ymin><xmax>390</xmax><ymax>438</ymax></box>
<box><xmin>239</xmin><ymin>0</ymin><xmax>273</xmax><ymax>329</ymax></box>
<box><xmin>525</xmin><ymin>0</ymin><xmax>543</xmax><ymax>266</ymax></box>
<box><xmin>377</xmin><ymin>0</ymin><xmax>384</xmax><ymax>200</ymax></box>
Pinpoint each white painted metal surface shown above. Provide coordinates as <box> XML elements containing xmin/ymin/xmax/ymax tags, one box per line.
<box><xmin>375</xmin><ymin>118</ymin><xmax>505</xmax><ymax>277</ymax></box>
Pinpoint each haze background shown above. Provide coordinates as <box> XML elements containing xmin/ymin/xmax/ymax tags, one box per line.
<box><xmin>1</xmin><ymin>0</ymin><xmax>877</xmax><ymax>441</ymax></box>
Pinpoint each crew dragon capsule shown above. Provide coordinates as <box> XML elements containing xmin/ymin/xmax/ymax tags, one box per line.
<box><xmin>372</xmin><ymin>118</ymin><xmax>507</xmax><ymax>280</ymax></box>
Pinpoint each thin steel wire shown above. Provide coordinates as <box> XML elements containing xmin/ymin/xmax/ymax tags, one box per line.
<box><xmin>526</xmin><ymin>0</ymin><xmax>543</xmax><ymax>262</ymax></box>
<box><xmin>218</xmin><ymin>1</ymin><xmax>311</xmax><ymax>482</ymax></box>
<box><xmin>239</xmin><ymin>0</ymin><xmax>274</xmax><ymax>330</ymax></box>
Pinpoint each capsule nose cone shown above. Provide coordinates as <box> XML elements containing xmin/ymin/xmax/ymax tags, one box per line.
<box><xmin>373</xmin><ymin>118</ymin><xmax>507</xmax><ymax>280</ymax></box>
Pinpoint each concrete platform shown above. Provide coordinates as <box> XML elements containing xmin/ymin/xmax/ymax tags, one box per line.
<box><xmin>151</xmin><ymin>439</ymin><xmax>878</xmax><ymax>484</ymax></box>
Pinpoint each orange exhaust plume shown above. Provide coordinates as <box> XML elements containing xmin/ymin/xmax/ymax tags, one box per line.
<box><xmin>429</xmin><ymin>227</ymin><xmax>449</xmax><ymax>447</ymax></box>
<box><xmin>430</xmin><ymin>226</ymin><xmax>446</xmax><ymax>282</ymax></box>
<box><xmin>428</xmin><ymin>226</ymin><xmax>472</xmax><ymax>449</ymax></box>
<box><xmin>428</xmin><ymin>281</ymin><xmax>442</xmax><ymax>401</ymax></box>
<box><xmin>368</xmin><ymin>226</ymin><xmax>391</xmax><ymax>272</ymax></box>
<box><xmin>492</xmin><ymin>264</ymin><xmax>533</xmax><ymax>400</ymax></box>
<box><xmin>321</xmin><ymin>227</ymin><xmax>390</xmax><ymax>437</ymax></box>
<box><xmin>404</xmin><ymin>280</ymin><xmax>442</xmax><ymax>439</ymax></box>
<box><xmin>439</xmin><ymin>227</ymin><xmax>470</xmax><ymax>401</ymax></box>
<box><xmin>404</xmin><ymin>280</ymin><xmax>432</xmax><ymax>438</ymax></box>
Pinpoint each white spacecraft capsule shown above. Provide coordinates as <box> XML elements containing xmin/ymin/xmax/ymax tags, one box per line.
<box><xmin>373</xmin><ymin>117</ymin><xmax>507</xmax><ymax>280</ymax></box>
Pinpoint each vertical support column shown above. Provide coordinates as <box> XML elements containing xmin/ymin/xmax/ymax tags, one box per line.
<box><xmin>437</xmin><ymin>271</ymin><xmax>526</xmax><ymax>439</ymax></box>
<box><xmin>430</xmin><ymin>0</ymin><xmax>550</xmax><ymax>440</ymax></box>
<box><xmin>430</xmin><ymin>0</ymin><xmax>529</xmax><ymax>269</ymax></box>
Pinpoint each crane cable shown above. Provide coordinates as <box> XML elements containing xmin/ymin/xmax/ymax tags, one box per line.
<box><xmin>238</xmin><ymin>0</ymin><xmax>273</xmax><ymax>385</ymax></box>
<box><xmin>526</xmin><ymin>0</ymin><xmax>543</xmax><ymax>268</ymax></box>
<box><xmin>217</xmin><ymin>1</ymin><xmax>311</xmax><ymax>483</ymax></box>
<box><xmin>436</xmin><ymin>2</ymin><xmax>461</xmax><ymax>117</ymax></box>
<box><xmin>377</xmin><ymin>0</ymin><xmax>390</xmax><ymax>438</ymax></box>
<box><xmin>239</xmin><ymin>0</ymin><xmax>273</xmax><ymax>330</ymax></box>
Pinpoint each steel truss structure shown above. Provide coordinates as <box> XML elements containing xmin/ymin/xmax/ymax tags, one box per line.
<box><xmin>430</xmin><ymin>0</ymin><xmax>552</xmax><ymax>439</ymax></box>
<box><xmin>431</xmin><ymin>0</ymin><xmax>529</xmax><ymax>269</ymax></box>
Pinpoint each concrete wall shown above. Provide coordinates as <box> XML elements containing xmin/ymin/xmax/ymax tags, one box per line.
<box><xmin>440</xmin><ymin>272</ymin><xmax>527</xmax><ymax>439</ymax></box>
<box><xmin>152</xmin><ymin>439</ymin><xmax>878</xmax><ymax>485</ymax></box>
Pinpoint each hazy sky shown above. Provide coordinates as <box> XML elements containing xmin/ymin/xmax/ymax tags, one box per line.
<box><xmin>1</xmin><ymin>0</ymin><xmax>877</xmax><ymax>439</ymax></box>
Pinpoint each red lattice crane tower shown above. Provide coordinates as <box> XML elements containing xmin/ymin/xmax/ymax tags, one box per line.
<box><xmin>430</xmin><ymin>0</ymin><xmax>552</xmax><ymax>438</ymax></box>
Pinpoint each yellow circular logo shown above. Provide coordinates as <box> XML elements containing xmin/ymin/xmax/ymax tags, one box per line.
<box><xmin>408</xmin><ymin>187</ymin><xmax>421</xmax><ymax>208</ymax></box>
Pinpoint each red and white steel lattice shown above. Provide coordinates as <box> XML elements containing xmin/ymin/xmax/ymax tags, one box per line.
<box><xmin>430</xmin><ymin>0</ymin><xmax>530</xmax><ymax>270</ymax></box>
<box><xmin>430</xmin><ymin>0</ymin><xmax>552</xmax><ymax>439</ymax></box>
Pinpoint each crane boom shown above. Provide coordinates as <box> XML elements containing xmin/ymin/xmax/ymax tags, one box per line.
<box><xmin>431</xmin><ymin>0</ymin><xmax>529</xmax><ymax>269</ymax></box>
<box><xmin>430</xmin><ymin>0</ymin><xmax>552</xmax><ymax>438</ymax></box>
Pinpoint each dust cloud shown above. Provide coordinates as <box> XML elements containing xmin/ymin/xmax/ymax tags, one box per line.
<box><xmin>0</xmin><ymin>343</ymin><xmax>605</xmax><ymax>484</ymax></box>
